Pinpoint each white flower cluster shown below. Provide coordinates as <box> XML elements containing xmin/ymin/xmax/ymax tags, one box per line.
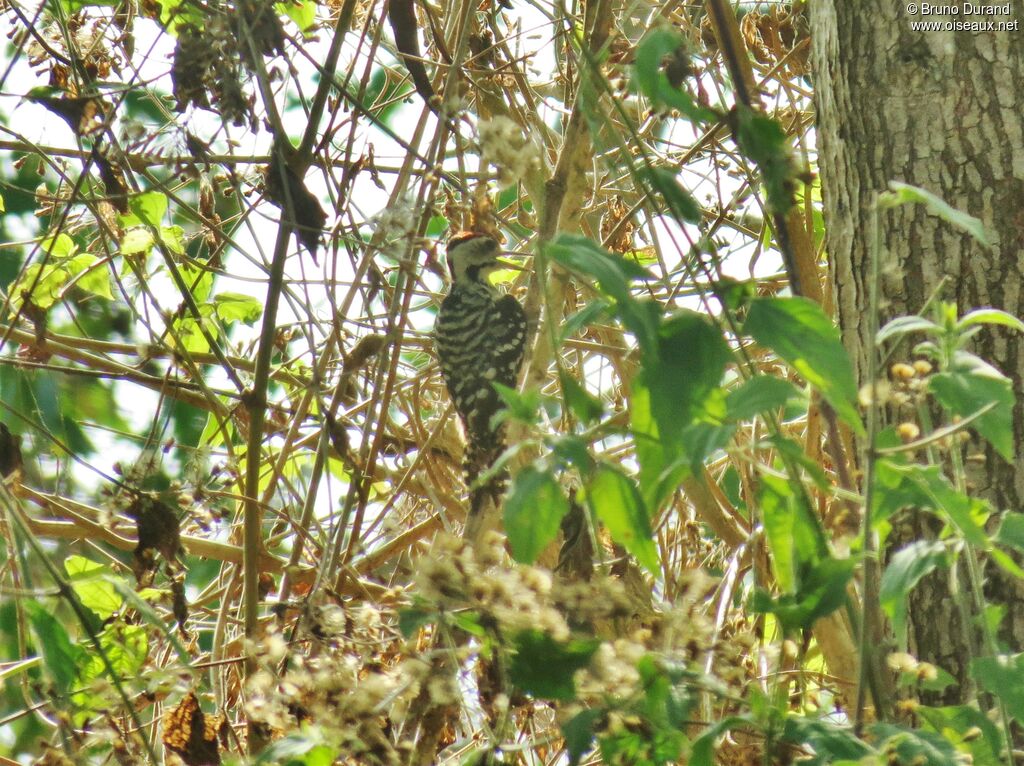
<box><xmin>478</xmin><ymin>116</ymin><xmax>542</xmax><ymax>189</ymax></box>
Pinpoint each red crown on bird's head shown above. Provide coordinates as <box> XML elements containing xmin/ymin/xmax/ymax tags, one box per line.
<box><xmin>446</xmin><ymin>231</ymin><xmax>491</xmax><ymax>249</ymax></box>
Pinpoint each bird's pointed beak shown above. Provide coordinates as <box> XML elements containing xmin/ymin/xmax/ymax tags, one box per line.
<box><xmin>494</xmin><ymin>257</ymin><xmax>524</xmax><ymax>271</ymax></box>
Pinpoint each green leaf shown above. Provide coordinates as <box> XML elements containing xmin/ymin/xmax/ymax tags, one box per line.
<box><xmin>643</xmin><ymin>166</ymin><xmax>701</xmax><ymax>224</ymax></box>
<box><xmin>64</xmin><ymin>556</ymin><xmax>123</xmax><ymax>620</ymax></box>
<box><xmin>632</xmin><ymin>27</ymin><xmax>717</xmax><ymax>123</ymax></box>
<box><xmin>213</xmin><ymin>292</ymin><xmax>264</xmax><ymax>324</ymax></box>
<box><xmin>759</xmin><ymin>474</ymin><xmax>827</xmax><ymax>592</ymax></box>
<box><xmin>397</xmin><ymin>607</ymin><xmax>434</xmax><ymax>638</ymax></box>
<box><xmin>869</xmin><ymin>723</ymin><xmax>961</xmax><ymax>766</ymax></box>
<box><xmin>957</xmin><ymin>308</ymin><xmax>1024</xmax><ymax>333</ymax></box>
<box><xmin>880</xmin><ymin>182</ymin><xmax>990</xmax><ymax>247</ymax></box>
<box><xmin>751</xmin><ymin>557</ymin><xmax>855</xmax><ymax>634</ymax></box>
<box><xmin>930</xmin><ymin>367</ymin><xmax>1015</xmax><ymax>461</ymax></box>
<box><xmin>255</xmin><ymin>732</ymin><xmax>337</xmax><ymax>765</ymax></box>
<box><xmin>971</xmin><ymin>653</ymin><xmax>1024</xmax><ymax>724</ymax></box>
<box><xmin>547</xmin><ymin>234</ymin><xmax>660</xmax><ymax>350</ymax></box>
<box><xmin>563</xmin><ymin>708</ymin><xmax>603</xmax><ymax>766</ymax></box>
<box><xmin>42</xmin><ymin>233</ymin><xmax>77</xmax><ymax>258</ymax></box>
<box><xmin>11</xmin><ymin>263</ymin><xmax>69</xmax><ymax>310</ymax></box>
<box><xmin>181</xmin><ymin>263</ymin><xmax>215</xmax><ymax>303</ymax></box>
<box><xmin>68</xmin><ymin>254</ymin><xmax>113</xmax><ymax>299</ymax></box>
<box><xmin>876</xmin><ymin>315</ymin><xmax>942</xmax><ymax>346</ymax></box>
<box><xmin>508</xmin><ymin>630</ymin><xmax>600</xmax><ymax>701</ymax></box>
<box><xmin>689</xmin><ymin>717</ymin><xmax>747</xmax><ymax>766</ymax></box>
<box><xmin>505</xmin><ymin>466</ymin><xmax>569</xmax><ymax>564</ymax></box>
<box><xmin>641</xmin><ymin>310</ymin><xmax>730</xmax><ymax>449</ymax></box>
<box><xmin>726</xmin><ymin>376</ymin><xmax>801</xmax><ymax>421</ymax></box>
<box><xmin>162</xmin><ymin>225</ymin><xmax>186</xmax><ymax>255</ymax></box>
<box><xmin>907</xmin><ymin>464</ymin><xmax>987</xmax><ymax>541</ymax></box>
<box><xmin>879</xmin><ymin>541</ymin><xmax>948</xmax><ymax>645</ymax></box>
<box><xmin>782</xmin><ymin>718</ymin><xmax>872</xmax><ymax>766</ymax></box>
<box><xmin>26</xmin><ymin>603</ymin><xmax>79</xmax><ymax>694</ymax></box>
<box><xmin>107</xmin><ymin>577</ymin><xmax>193</xmax><ymax>666</ymax></box>
<box><xmin>277</xmin><ymin>0</ymin><xmax>315</xmax><ymax>30</ymax></box>
<box><xmin>120</xmin><ymin>227</ymin><xmax>154</xmax><ymax>255</ymax></box>
<box><xmin>744</xmin><ymin>297</ymin><xmax>863</xmax><ymax>435</ymax></box>
<box><xmin>547</xmin><ymin>234</ymin><xmax>653</xmax><ymax>288</ymax></box>
<box><xmin>586</xmin><ymin>464</ymin><xmax>659</xmax><ymax>574</ymax></box>
<box><xmin>734</xmin><ymin>107</ymin><xmax>794</xmax><ymax>214</ymax></box>
<box><xmin>560</xmin><ymin>370</ymin><xmax>604</xmax><ymax>425</ymax></box>
<box><xmin>127</xmin><ymin>190</ymin><xmax>168</xmax><ymax>227</ymax></box>
<box><xmin>995</xmin><ymin>513</ymin><xmax>1024</xmax><ymax>553</ymax></box>
<box><xmin>560</xmin><ymin>300</ymin><xmax>611</xmax><ymax>344</ymax></box>
<box><xmin>493</xmin><ymin>382</ymin><xmax>543</xmax><ymax>426</ymax></box>
<box><xmin>916</xmin><ymin>706</ymin><xmax>1002</xmax><ymax>766</ymax></box>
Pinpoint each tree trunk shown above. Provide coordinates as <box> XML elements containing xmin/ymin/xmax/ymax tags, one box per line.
<box><xmin>809</xmin><ymin>2</ymin><xmax>1024</xmax><ymax>702</ymax></box>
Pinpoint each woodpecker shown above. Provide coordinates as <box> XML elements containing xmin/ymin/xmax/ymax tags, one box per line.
<box><xmin>434</xmin><ymin>232</ymin><xmax>527</xmax><ymax>514</ymax></box>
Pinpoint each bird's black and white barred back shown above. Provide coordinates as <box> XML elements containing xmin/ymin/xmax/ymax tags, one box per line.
<box><xmin>433</xmin><ymin>232</ymin><xmax>528</xmax><ymax>514</ymax></box>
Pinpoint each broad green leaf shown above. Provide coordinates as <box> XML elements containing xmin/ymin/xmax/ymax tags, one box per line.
<box><xmin>508</xmin><ymin>630</ymin><xmax>600</xmax><ymax>701</ymax></box>
<box><xmin>734</xmin><ymin>107</ymin><xmax>794</xmax><ymax>214</ymax></box>
<box><xmin>64</xmin><ymin>556</ymin><xmax>122</xmax><ymax>619</ymax></box>
<box><xmin>75</xmin><ymin>624</ymin><xmax>148</xmax><ymax>691</ymax></box>
<box><xmin>505</xmin><ymin>465</ymin><xmax>569</xmax><ymax>563</ymax></box>
<box><xmin>930</xmin><ymin>367</ymin><xmax>1015</xmax><ymax>461</ymax></box>
<box><xmin>879</xmin><ymin>541</ymin><xmax>948</xmax><ymax>645</ymax></box>
<box><xmin>995</xmin><ymin>512</ymin><xmax>1024</xmax><ymax>553</ymax></box>
<box><xmin>493</xmin><ymin>382</ymin><xmax>542</xmax><ymax>425</ymax></box>
<box><xmin>181</xmin><ymin>263</ymin><xmax>215</xmax><ymax>303</ymax></box>
<box><xmin>641</xmin><ymin>310</ymin><xmax>730</xmax><ymax>449</ymax></box>
<box><xmin>397</xmin><ymin>607</ymin><xmax>434</xmax><ymax>638</ymax></box>
<box><xmin>26</xmin><ymin>603</ymin><xmax>78</xmax><ymax>694</ymax></box>
<box><xmin>586</xmin><ymin>464</ymin><xmax>659</xmax><ymax>574</ymax></box>
<box><xmin>277</xmin><ymin>0</ymin><xmax>315</xmax><ymax>30</ymax></box>
<box><xmin>631</xmin><ymin>379</ymin><xmax>689</xmax><ymax>514</ymax></box>
<box><xmin>563</xmin><ymin>708</ymin><xmax>604</xmax><ymax>766</ymax></box>
<box><xmin>41</xmin><ymin>232</ymin><xmax>77</xmax><ymax>258</ymax></box>
<box><xmin>213</xmin><ymin>292</ymin><xmax>264</xmax><ymax>324</ymax></box>
<box><xmin>726</xmin><ymin>376</ymin><xmax>801</xmax><ymax>421</ymax></box>
<box><xmin>559</xmin><ymin>370</ymin><xmax>604</xmax><ymax>425</ymax></box>
<box><xmin>916</xmin><ymin>706</ymin><xmax>1002</xmax><ymax>766</ymax></box>
<box><xmin>957</xmin><ymin>308</ymin><xmax>1024</xmax><ymax>333</ymax></box>
<box><xmin>173</xmin><ymin>316</ymin><xmax>213</xmax><ymax>353</ymax></box>
<box><xmin>881</xmin><ymin>182</ymin><xmax>990</xmax><ymax>247</ymax></box>
<box><xmin>120</xmin><ymin>227</ymin><xmax>154</xmax><ymax>255</ymax></box>
<box><xmin>744</xmin><ymin>297</ymin><xmax>863</xmax><ymax>434</ymax></box>
<box><xmin>10</xmin><ymin>263</ymin><xmax>69</xmax><ymax>310</ymax></box>
<box><xmin>972</xmin><ymin>654</ymin><xmax>1024</xmax><ymax>724</ymax></box>
<box><xmin>108</xmin><ymin>578</ymin><xmax>192</xmax><ymax>665</ymax></box>
<box><xmin>781</xmin><ymin>718</ymin><xmax>872</xmax><ymax>766</ymax></box>
<box><xmin>547</xmin><ymin>234</ymin><xmax>660</xmax><ymax>350</ymax></box>
<box><xmin>547</xmin><ymin>234</ymin><xmax>653</xmax><ymax>293</ymax></box>
<box><xmin>643</xmin><ymin>166</ymin><xmax>701</xmax><ymax>224</ymax></box>
<box><xmin>162</xmin><ymin>225</ymin><xmax>186</xmax><ymax>255</ymax></box>
<box><xmin>876</xmin><ymin>315</ymin><xmax>941</xmax><ymax>346</ymax></box>
<box><xmin>632</xmin><ymin>27</ymin><xmax>717</xmax><ymax>124</ymax></box>
<box><xmin>751</xmin><ymin>557</ymin><xmax>855</xmax><ymax>634</ymax></box>
<box><xmin>759</xmin><ymin>474</ymin><xmax>827</xmax><ymax>593</ymax></box>
<box><xmin>68</xmin><ymin>254</ymin><xmax>113</xmax><ymax>299</ymax></box>
<box><xmin>689</xmin><ymin>717</ymin><xmax>747</xmax><ymax>766</ymax></box>
<box><xmin>637</xmin><ymin>655</ymin><xmax>694</xmax><ymax>729</ymax></box>
<box><xmin>870</xmin><ymin>723</ymin><xmax>959</xmax><ymax>766</ymax></box>
<box><xmin>128</xmin><ymin>190</ymin><xmax>168</xmax><ymax>227</ymax></box>
<box><xmin>255</xmin><ymin>731</ymin><xmax>337</xmax><ymax>765</ymax></box>
<box><xmin>559</xmin><ymin>299</ymin><xmax>610</xmax><ymax>344</ymax></box>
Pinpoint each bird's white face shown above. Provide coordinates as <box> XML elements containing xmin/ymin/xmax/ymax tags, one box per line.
<box><xmin>446</xmin><ymin>233</ymin><xmax>501</xmax><ymax>283</ymax></box>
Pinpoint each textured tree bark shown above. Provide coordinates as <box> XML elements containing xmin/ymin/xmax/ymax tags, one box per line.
<box><xmin>810</xmin><ymin>2</ymin><xmax>1024</xmax><ymax>703</ymax></box>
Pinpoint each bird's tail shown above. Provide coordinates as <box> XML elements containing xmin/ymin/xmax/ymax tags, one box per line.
<box><xmin>464</xmin><ymin>437</ymin><xmax>508</xmax><ymax>519</ymax></box>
